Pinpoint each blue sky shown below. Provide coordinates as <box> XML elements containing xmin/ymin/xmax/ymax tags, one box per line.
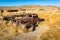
<box><xmin>0</xmin><ymin>0</ymin><xmax>60</xmax><ymax>6</ymax></box>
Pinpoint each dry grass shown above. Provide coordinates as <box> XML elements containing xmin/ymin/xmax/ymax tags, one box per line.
<box><xmin>0</xmin><ymin>6</ymin><xmax>60</xmax><ymax>40</ymax></box>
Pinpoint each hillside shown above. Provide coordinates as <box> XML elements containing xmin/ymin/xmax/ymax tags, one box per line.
<box><xmin>0</xmin><ymin>5</ymin><xmax>60</xmax><ymax>40</ymax></box>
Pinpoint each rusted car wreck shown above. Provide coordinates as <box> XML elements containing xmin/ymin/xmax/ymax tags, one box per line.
<box><xmin>2</xmin><ymin>13</ymin><xmax>45</xmax><ymax>32</ymax></box>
